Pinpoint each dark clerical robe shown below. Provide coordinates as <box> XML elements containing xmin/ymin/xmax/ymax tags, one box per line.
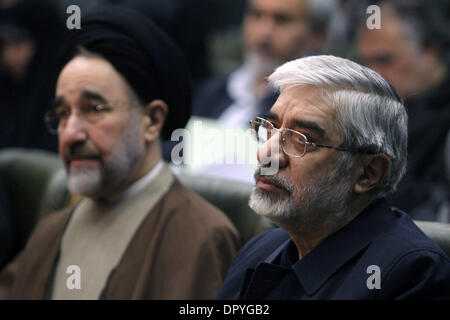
<box><xmin>0</xmin><ymin>165</ymin><xmax>240</xmax><ymax>299</ymax></box>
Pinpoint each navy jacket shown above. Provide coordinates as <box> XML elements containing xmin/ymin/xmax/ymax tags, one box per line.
<box><xmin>216</xmin><ymin>199</ymin><xmax>450</xmax><ymax>299</ymax></box>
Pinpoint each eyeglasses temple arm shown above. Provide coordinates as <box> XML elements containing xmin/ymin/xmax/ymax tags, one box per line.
<box><xmin>308</xmin><ymin>142</ymin><xmax>376</xmax><ymax>154</ymax></box>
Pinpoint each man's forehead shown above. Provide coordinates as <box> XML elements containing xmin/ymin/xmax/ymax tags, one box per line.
<box><xmin>53</xmin><ymin>90</ymin><xmax>107</xmax><ymax>107</ymax></box>
<box><xmin>249</xmin><ymin>0</ymin><xmax>307</xmax><ymax>17</ymax></box>
<box><xmin>56</xmin><ymin>55</ymin><xmax>131</xmax><ymax>101</ymax></box>
<box><xmin>268</xmin><ymin>86</ymin><xmax>337</xmax><ymax>137</ymax></box>
<box><xmin>59</xmin><ymin>56</ymin><xmax>120</xmax><ymax>82</ymax></box>
<box><xmin>270</xmin><ymin>86</ymin><xmax>334</xmax><ymax>119</ymax></box>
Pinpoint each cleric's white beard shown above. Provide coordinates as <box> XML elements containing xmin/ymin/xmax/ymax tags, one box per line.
<box><xmin>67</xmin><ymin>165</ymin><xmax>102</xmax><ymax>196</ymax></box>
<box><xmin>66</xmin><ymin>111</ymin><xmax>145</xmax><ymax>198</ymax></box>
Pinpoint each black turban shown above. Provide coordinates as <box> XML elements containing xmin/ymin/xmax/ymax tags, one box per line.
<box><xmin>58</xmin><ymin>5</ymin><xmax>192</xmax><ymax>139</ymax></box>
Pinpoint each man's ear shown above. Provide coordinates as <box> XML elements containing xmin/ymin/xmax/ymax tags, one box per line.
<box><xmin>142</xmin><ymin>99</ymin><xmax>168</xmax><ymax>143</ymax></box>
<box><xmin>354</xmin><ymin>153</ymin><xmax>390</xmax><ymax>194</ymax></box>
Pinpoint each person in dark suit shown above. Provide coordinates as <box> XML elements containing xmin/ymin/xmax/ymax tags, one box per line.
<box><xmin>216</xmin><ymin>55</ymin><xmax>450</xmax><ymax>300</ymax></box>
<box><xmin>357</xmin><ymin>0</ymin><xmax>450</xmax><ymax>221</ymax></box>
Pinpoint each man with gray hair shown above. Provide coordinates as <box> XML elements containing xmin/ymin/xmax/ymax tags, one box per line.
<box><xmin>216</xmin><ymin>55</ymin><xmax>450</xmax><ymax>299</ymax></box>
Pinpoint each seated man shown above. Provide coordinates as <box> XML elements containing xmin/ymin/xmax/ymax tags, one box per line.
<box><xmin>0</xmin><ymin>6</ymin><xmax>239</xmax><ymax>300</ymax></box>
<box><xmin>216</xmin><ymin>55</ymin><xmax>450</xmax><ymax>300</ymax></box>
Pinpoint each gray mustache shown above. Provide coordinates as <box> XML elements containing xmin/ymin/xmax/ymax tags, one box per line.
<box><xmin>64</xmin><ymin>143</ymin><xmax>101</xmax><ymax>160</ymax></box>
<box><xmin>254</xmin><ymin>167</ymin><xmax>296</xmax><ymax>194</ymax></box>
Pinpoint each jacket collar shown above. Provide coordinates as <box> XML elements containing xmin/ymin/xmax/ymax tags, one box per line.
<box><xmin>265</xmin><ymin>199</ymin><xmax>396</xmax><ymax>296</ymax></box>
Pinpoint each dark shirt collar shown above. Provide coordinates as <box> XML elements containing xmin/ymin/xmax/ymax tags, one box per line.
<box><xmin>265</xmin><ymin>199</ymin><xmax>396</xmax><ymax>296</ymax></box>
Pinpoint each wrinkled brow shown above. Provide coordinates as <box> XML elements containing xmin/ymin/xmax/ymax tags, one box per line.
<box><xmin>264</xmin><ymin>111</ymin><xmax>326</xmax><ymax>138</ymax></box>
<box><xmin>52</xmin><ymin>90</ymin><xmax>107</xmax><ymax>109</ymax></box>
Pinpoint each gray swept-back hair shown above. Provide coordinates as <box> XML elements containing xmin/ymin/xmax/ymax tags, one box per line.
<box><xmin>268</xmin><ymin>55</ymin><xmax>408</xmax><ymax>199</ymax></box>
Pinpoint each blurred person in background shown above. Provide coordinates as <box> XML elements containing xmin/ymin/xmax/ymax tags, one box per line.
<box><xmin>0</xmin><ymin>0</ymin><xmax>65</xmax><ymax>152</ymax></box>
<box><xmin>187</xmin><ymin>0</ymin><xmax>337</xmax><ymax>183</ymax></box>
<box><xmin>0</xmin><ymin>0</ymin><xmax>64</xmax><ymax>273</ymax></box>
<box><xmin>194</xmin><ymin>0</ymin><xmax>337</xmax><ymax>125</ymax></box>
<box><xmin>357</xmin><ymin>0</ymin><xmax>450</xmax><ymax>221</ymax></box>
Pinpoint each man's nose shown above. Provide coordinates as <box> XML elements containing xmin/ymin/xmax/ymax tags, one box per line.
<box><xmin>257</xmin><ymin>132</ymin><xmax>288</xmax><ymax>169</ymax></box>
<box><xmin>59</xmin><ymin>113</ymin><xmax>88</xmax><ymax>144</ymax></box>
<box><xmin>257</xmin><ymin>17</ymin><xmax>276</xmax><ymax>40</ymax></box>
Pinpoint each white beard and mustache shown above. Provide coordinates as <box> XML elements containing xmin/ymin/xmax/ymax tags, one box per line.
<box><xmin>249</xmin><ymin>162</ymin><xmax>354</xmax><ymax>229</ymax></box>
<box><xmin>65</xmin><ymin>110</ymin><xmax>146</xmax><ymax>199</ymax></box>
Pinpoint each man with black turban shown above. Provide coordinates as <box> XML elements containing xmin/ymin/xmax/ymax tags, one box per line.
<box><xmin>0</xmin><ymin>5</ymin><xmax>239</xmax><ymax>299</ymax></box>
